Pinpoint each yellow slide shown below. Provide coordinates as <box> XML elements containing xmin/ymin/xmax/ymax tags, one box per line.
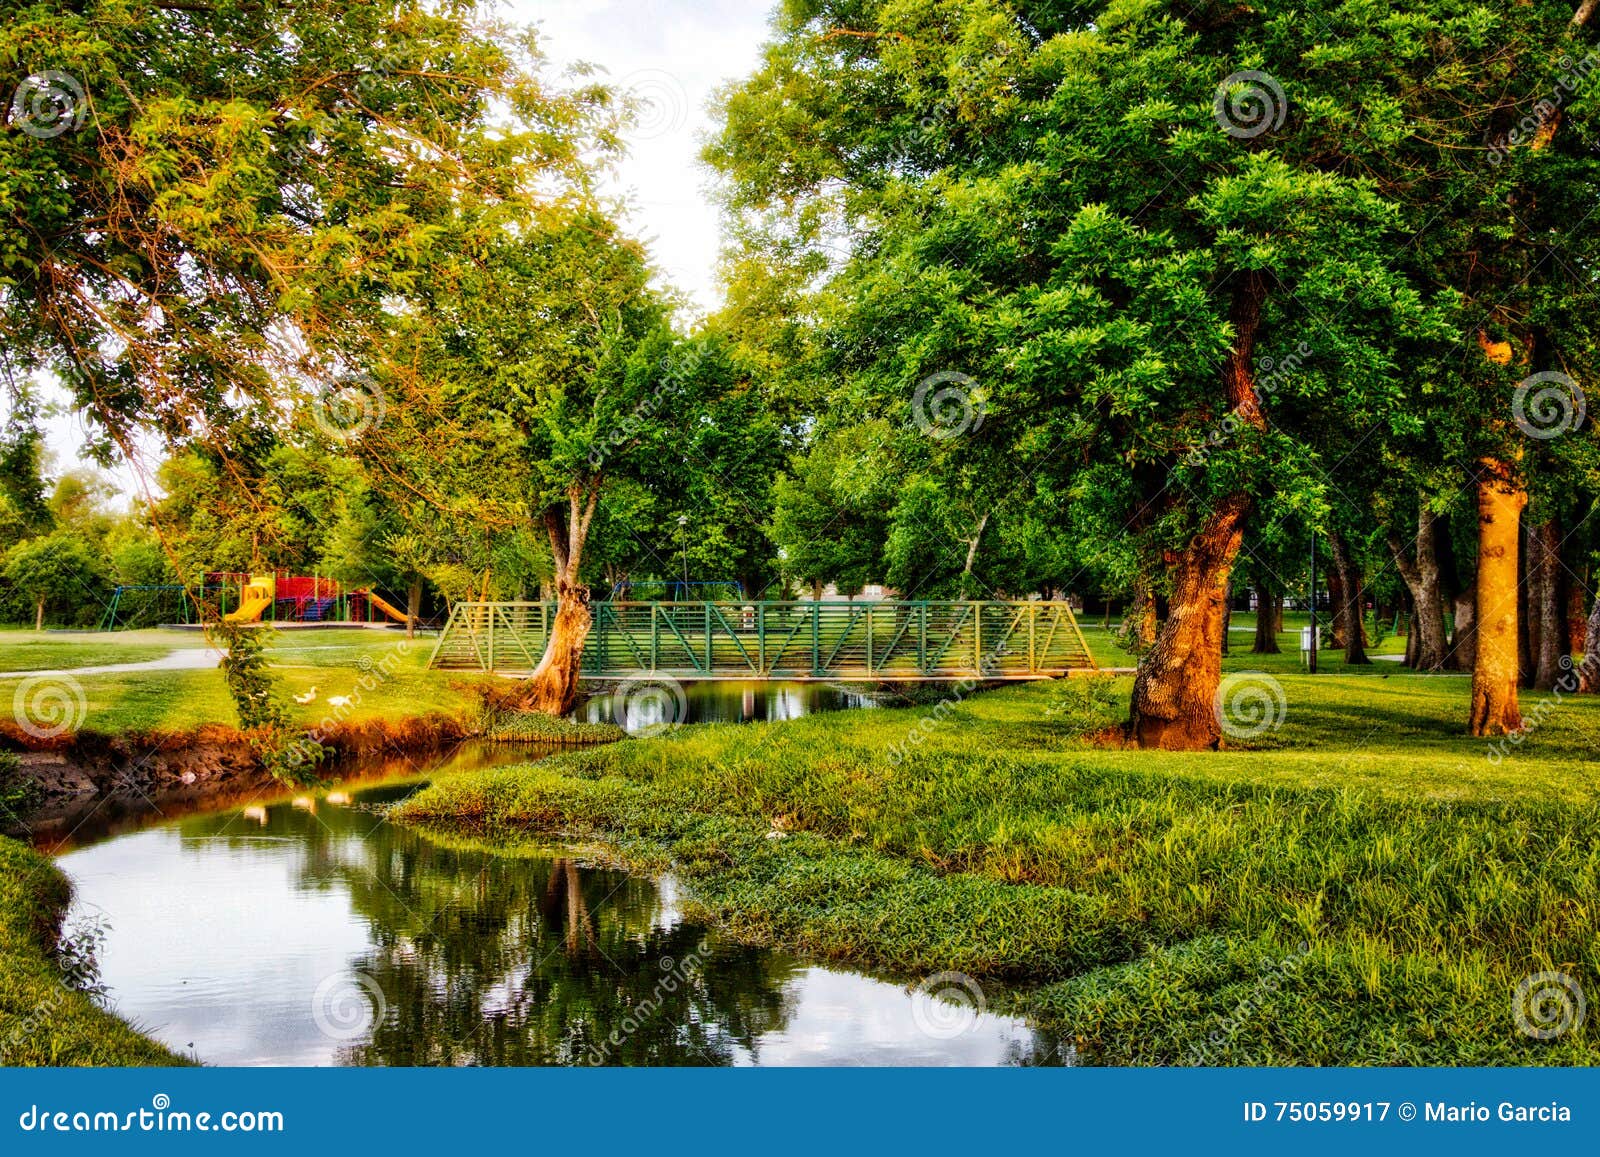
<box><xmin>364</xmin><ymin>590</ymin><xmax>411</xmax><ymax>625</ymax></box>
<box><xmin>225</xmin><ymin>575</ymin><xmax>276</xmax><ymax>624</ymax></box>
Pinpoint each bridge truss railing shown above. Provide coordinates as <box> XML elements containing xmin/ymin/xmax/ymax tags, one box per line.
<box><xmin>428</xmin><ymin>601</ymin><xmax>1097</xmax><ymax>680</ymax></box>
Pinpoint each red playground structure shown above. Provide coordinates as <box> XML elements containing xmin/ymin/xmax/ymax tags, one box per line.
<box><xmin>208</xmin><ymin>573</ymin><xmax>412</xmax><ymax>626</ymax></box>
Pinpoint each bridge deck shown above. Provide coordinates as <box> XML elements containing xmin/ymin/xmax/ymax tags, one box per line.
<box><xmin>429</xmin><ymin>601</ymin><xmax>1097</xmax><ymax>680</ymax></box>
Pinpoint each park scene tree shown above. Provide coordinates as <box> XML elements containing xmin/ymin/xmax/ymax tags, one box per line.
<box><xmin>2</xmin><ymin>0</ymin><xmax>1600</xmax><ymax>1080</ymax></box>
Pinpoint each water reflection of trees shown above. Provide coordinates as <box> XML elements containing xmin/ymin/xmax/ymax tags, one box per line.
<box><xmin>179</xmin><ymin>803</ymin><xmax>798</xmax><ymax>1066</ymax></box>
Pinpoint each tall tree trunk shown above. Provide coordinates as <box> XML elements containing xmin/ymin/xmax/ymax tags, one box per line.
<box><xmin>1519</xmin><ymin>523</ymin><xmax>1540</xmax><ymax>687</ymax></box>
<box><xmin>1533</xmin><ymin>519</ymin><xmax>1567</xmax><ymax>691</ymax></box>
<box><xmin>405</xmin><ymin>578</ymin><xmax>422</xmax><ymax>640</ymax></box>
<box><xmin>522</xmin><ymin>483</ymin><xmax>602</xmax><ymax>717</ymax></box>
<box><xmin>1252</xmin><ymin>587</ymin><xmax>1280</xmax><ymax>654</ymax></box>
<box><xmin>1329</xmin><ymin>530</ymin><xmax>1369</xmax><ymax>665</ymax></box>
<box><xmin>1469</xmin><ymin>461</ymin><xmax>1527</xmax><ymax>736</ymax></box>
<box><xmin>1452</xmin><ymin>585</ymin><xmax>1478</xmax><ymax>670</ymax></box>
<box><xmin>1128</xmin><ymin>275</ymin><xmax>1265</xmax><ymax>750</ymax></box>
<box><xmin>1387</xmin><ymin>504</ymin><xmax>1450</xmax><ymax>670</ymax></box>
<box><xmin>1580</xmin><ymin>591</ymin><xmax>1600</xmax><ymax>692</ymax></box>
<box><xmin>1404</xmin><ymin>595</ymin><xmax>1422</xmax><ymax>668</ymax></box>
<box><xmin>1327</xmin><ymin>566</ymin><xmax>1348</xmax><ymax>649</ymax></box>
<box><xmin>34</xmin><ymin>596</ymin><xmax>44</xmax><ymax>632</ymax></box>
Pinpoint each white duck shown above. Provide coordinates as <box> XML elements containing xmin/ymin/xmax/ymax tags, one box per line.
<box><xmin>293</xmin><ymin>687</ymin><xmax>318</xmax><ymax>705</ymax></box>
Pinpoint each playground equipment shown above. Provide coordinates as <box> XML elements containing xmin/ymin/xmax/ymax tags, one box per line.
<box><xmin>430</xmin><ymin>600</ymin><xmax>1097</xmax><ymax>680</ymax></box>
<box><xmin>98</xmin><ymin>585</ymin><xmax>195</xmax><ymax>631</ymax></box>
<box><xmin>225</xmin><ymin>574</ymin><xmax>277</xmax><ymax>623</ymax></box>
<box><xmin>361</xmin><ymin>590</ymin><xmax>412</xmax><ymax>625</ymax></box>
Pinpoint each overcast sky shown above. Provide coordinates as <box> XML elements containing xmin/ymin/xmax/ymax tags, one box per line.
<box><xmin>506</xmin><ymin>0</ymin><xmax>776</xmax><ymax>313</ymax></box>
<box><xmin>34</xmin><ymin>1</ymin><xmax>777</xmax><ymax>492</ymax></box>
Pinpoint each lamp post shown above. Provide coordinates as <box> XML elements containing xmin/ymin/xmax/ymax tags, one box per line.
<box><xmin>1308</xmin><ymin>530</ymin><xmax>1319</xmax><ymax>675</ymax></box>
<box><xmin>677</xmin><ymin>515</ymin><xmax>689</xmax><ymax>601</ymax></box>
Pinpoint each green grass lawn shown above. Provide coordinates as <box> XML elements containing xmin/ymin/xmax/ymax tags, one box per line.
<box><xmin>0</xmin><ymin>627</ymin><xmax>496</xmax><ymax>735</ymax></box>
<box><xmin>395</xmin><ymin>672</ymin><xmax>1600</xmax><ymax>1065</ymax></box>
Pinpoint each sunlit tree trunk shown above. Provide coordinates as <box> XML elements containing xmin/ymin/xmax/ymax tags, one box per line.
<box><xmin>1469</xmin><ymin>460</ymin><xmax>1526</xmax><ymax>735</ymax></box>
<box><xmin>34</xmin><ymin>597</ymin><xmax>44</xmax><ymax>633</ymax></box>
<box><xmin>1580</xmin><ymin>593</ymin><xmax>1600</xmax><ymax>692</ymax></box>
<box><xmin>1128</xmin><ymin>275</ymin><xmax>1264</xmax><ymax>750</ymax></box>
<box><xmin>523</xmin><ymin>481</ymin><xmax>602</xmax><ymax>716</ymax></box>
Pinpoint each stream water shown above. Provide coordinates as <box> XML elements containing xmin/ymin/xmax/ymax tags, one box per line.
<box><xmin>48</xmin><ymin>683</ymin><xmax>1067</xmax><ymax>1068</ymax></box>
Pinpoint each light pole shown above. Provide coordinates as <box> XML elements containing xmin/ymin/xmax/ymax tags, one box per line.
<box><xmin>1308</xmin><ymin>530</ymin><xmax>1319</xmax><ymax>675</ymax></box>
<box><xmin>677</xmin><ymin>515</ymin><xmax>689</xmax><ymax>601</ymax></box>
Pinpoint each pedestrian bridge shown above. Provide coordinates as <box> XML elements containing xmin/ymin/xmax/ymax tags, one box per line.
<box><xmin>428</xmin><ymin>601</ymin><xmax>1097</xmax><ymax>680</ymax></box>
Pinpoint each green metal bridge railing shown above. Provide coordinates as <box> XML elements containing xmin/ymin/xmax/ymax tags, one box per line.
<box><xmin>428</xmin><ymin>601</ymin><xmax>1097</xmax><ymax>680</ymax></box>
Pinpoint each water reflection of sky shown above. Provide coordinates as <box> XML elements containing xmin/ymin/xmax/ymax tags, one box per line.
<box><xmin>60</xmin><ymin>795</ymin><xmax>1056</xmax><ymax>1068</ymax></box>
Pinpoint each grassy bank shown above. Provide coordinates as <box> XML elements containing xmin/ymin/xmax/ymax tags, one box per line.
<box><xmin>395</xmin><ymin>674</ymin><xmax>1600</xmax><ymax>1065</ymax></box>
<box><xmin>0</xmin><ymin>628</ymin><xmax>499</xmax><ymax>736</ymax></box>
<box><xmin>0</xmin><ymin>838</ymin><xmax>187</xmax><ymax>1066</ymax></box>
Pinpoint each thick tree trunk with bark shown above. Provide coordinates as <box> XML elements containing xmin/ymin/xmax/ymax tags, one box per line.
<box><xmin>1469</xmin><ymin>461</ymin><xmax>1527</xmax><ymax>736</ymax></box>
<box><xmin>520</xmin><ymin>483</ymin><xmax>603</xmax><ymax>717</ymax></box>
<box><xmin>1581</xmin><ymin>592</ymin><xmax>1600</xmax><ymax>692</ymax></box>
<box><xmin>1387</xmin><ymin>504</ymin><xmax>1450</xmax><ymax>671</ymax></box>
<box><xmin>1252</xmin><ymin>587</ymin><xmax>1280</xmax><ymax>654</ymax></box>
<box><xmin>1329</xmin><ymin>530</ymin><xmax>1369</xmax><ymax>665</ymax></box>
<box><xmin>1327</xmin><ymin>567</ymin><xmax>1348</xmax><ymax>649</ymax></box>
<box><xmin>1128</xmin><ymin>275</ymin><xmax>1265</xmax><ymax>750</ymax></box>
<box><xmin>1532</xmin><ymin>519</ymin><xmax>1568</xmax><ymax>691</ymax></box>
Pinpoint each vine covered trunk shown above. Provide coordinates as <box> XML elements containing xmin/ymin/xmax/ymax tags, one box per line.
<box><xmin>1469</xmin><ymin>461</ymin><xmax>1527</xmax><ymax>735</ymax></box>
